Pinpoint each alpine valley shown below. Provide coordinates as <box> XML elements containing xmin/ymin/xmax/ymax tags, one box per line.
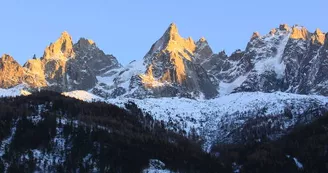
<box><xmin>1</xmin><ymin>23</ymin><xmax>328</xmax><ymax>173</ymax></box>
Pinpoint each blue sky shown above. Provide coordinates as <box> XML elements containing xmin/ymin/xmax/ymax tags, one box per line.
<box><xmin>0</xmin><ymin>0</ymin><xmax>327</xmax><ymax>65</ymax></box>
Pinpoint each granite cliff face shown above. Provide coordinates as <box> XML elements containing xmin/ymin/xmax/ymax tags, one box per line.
<box><xmin>0</xmin><ymin>54</ymin><xmax>25</xmax><ymax>88</ymax></box>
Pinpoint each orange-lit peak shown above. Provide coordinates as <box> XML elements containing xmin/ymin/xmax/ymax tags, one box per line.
<box><xmin>165</xmin><ymin>23</ymin><xmax>180</xmax><ymax>40</ymax></box>
<box><xmin>269</xmin><ymin>28</ymin><xmax>277</xmax><ymax>35</ymax></box>
<box><xmin>161</xmin><ymin>23</ymin><xmax>196</xmax><ymax>61</ymax></box>
<box><xmin>251</xmin><ymin>32</ymin><xmax>260</xmax><ymax>40</ymax></box>
<box><xmin>312</xmin><ymin>28</ymin><xmax>325</xmax><ymax>45</ymax></box>
<box><xmin>168</xmin><ymin>23</ymin><xmax>178</xmax><ymax>32</ymax></box>
<box><xmin>42</xmin><ymin>31</ymin><xmax>75</xmax><ymax>60</ymax></box>
<box><xmin>290</xmin><ymin>25</ymin><xmax>309</xmax><ymax>40</ymax></box>
<box><xmin>315</xmin><ymin>28</ymin><xmax>322</xmax><ymax>33</ymax></box>
<box><xmin>0</xmin><ymin>54</ymin><xmax>14</xmax><ymax>61</ymax></box>
<box><xmin>57</xmin><ymin>31</ymin><xmax>73</xmax><ymax>44</ymax></box>
<box><xmin>61</xmin><ymin>31</ymin><xmax>70</xmax><ymax>37</ymax></box>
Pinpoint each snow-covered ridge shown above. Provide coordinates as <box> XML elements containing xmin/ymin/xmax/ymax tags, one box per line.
<box><xmin>2</xmin><ymin>85</ymin><xmax>328</xmax><ymax>149</ymax></box>
<box><xmin>62</xmin><ymin>90</ymin><xmax>103</xmax><ymax>102</ymax></box>
<box><xmin>0</xmin><ymin>84</ymin><xmax>31</xmax><ymax>97</ymax></box>
<box><xmin>61</xmin><ymin>90</ymin><xmax>328</xmax><ymax>149</ymax></box>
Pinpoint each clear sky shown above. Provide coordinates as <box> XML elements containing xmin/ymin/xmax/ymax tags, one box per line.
<box><xmin>0</xmin><ymin>0</ymin><xmax>327</xmax><ymax>65</ymax></box>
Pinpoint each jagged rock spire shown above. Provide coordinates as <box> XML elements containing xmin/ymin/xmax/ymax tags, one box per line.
<box><xmin>251</xmin><ymin>32</ymin><xmax>260</xmax><ymax>40</ymax></box>
<box><xmin>194</xmin><ymin>37</ymin><xmax>213</xmax><ymax>64</ymax></box>
<box><xmin>42</xmin><ymin>31</ymin><xmax>75</xmax><ymax>60</ymax></box>
<box><xmin>311</xmin><ymin>28</ymin><xmax>325</xmax><ymax>45</ymax></box>
<box><xmin>164</xmin><ymin>23</ymin><xmax>179</xmax><ymax>39</ymax></box>
<box><xmin>147</xmin><ymin>23</ymin><xmax>196</xmax><ymax>61</ymax></box>
<box><xmin>269</xmin><ymin>28</ymin><xmax>277</xmax><ymax>35</ymax></box>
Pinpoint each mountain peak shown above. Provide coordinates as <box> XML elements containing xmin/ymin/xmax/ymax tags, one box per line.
<box><xmin>315</xmin><ymin>28</ymin><xmax>323</xmax><ymax>34</ymax></box>
<box><xmin>269</xmin><ymin>28</ymin><xmax>277</xmax><ymax>35</ymax></box>
<box><xmin>311</xmin><ymin>28</ymin><xmax>325</xmax><ymax>45</ymax></box>
<box><xmin>279</xmin><ymin>24</ymin><xmax>290</xmax><ymax>31</ymax></box>
<box><xmin>60</xmin><ymin>31</ymin><xmax>71</xmax><ymax>38</ymax></box>
<box><xmin>196</xmin><ymin>37</ymin><xmax>209</xmax><ymax>47</ymax></box>
<box><xmin>164</xmin><ymin>23</ymin><xmax>180</xmax><ymax>41</ymax></box>
<box><xmin>0</xmin><ymin>54</ymin><xmax>15</xmax><ymax>62</ymax></box>
<box><xmin>145</xmin><ymin>23</ymin><xmax>196</xmax><ymax>63</ymax></box>
<box><xmin>251</xmin><ymin>32</ymin><xmax>260</xmax><ymax>40</ymax></box>
<box><xmin>194</xmin><ymin>37</ymin><xmax>213</xmax><ymax>64</ymax></box>
<box><xmin>0</xmin><ymin>54</ymin><xmax>25</xmax><ymax>88</ymax></box>
<box><xmin>75</xmin><ymin>38</ymin><xmax>96</xmax><ymax>49</ymax></box>
<box><xmin>167</xmin><ymin>23</ymin><xmax>178</xmax><ymax>32</ymax></box>
<box><xmin>290</xmin><ymin>25</ymin><xmax>309</xmax><ymax>40</ymax></box>
<box><xmin>199</xmin><ymin>37</ymin><xmax>207</xmax><ymax>42</ymax></box>
<box><xmin>42</xmin><ymin>31</ymin><xmax>75</xmax><ymax>60</ymax></box>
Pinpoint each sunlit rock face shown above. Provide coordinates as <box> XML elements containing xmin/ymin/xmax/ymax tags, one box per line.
<box><xmin>42</xmin><ymin>31</ymin><xmax>75</xmax><ymax>60</ymax></box>
<box><xmin>311</xmin><ymin>29</ymin><xmax>325</xmax><ymax>45</ymax></box>
<box><xmin>23</xmin><ymin>58</ymin><xmax>47</xmax><ymax>87</ymax></box>
<box><xmin>289</xmin><ymin>26</ymin><xmax>309</xmax><ymax>40</ymax></box>
<box><xmin>38</xmin><ymin>32</ymin><xmax>120</xmax><ymax>91</ymax></box>
<box><xmin>140</xmin><ymin>23</ymin><xmax>218</xmax><ymax>98</ymax></box>
<box><xmin>40</xmin><ymin>31</ymin><xmax>75</xmax><ymax>90</ymax></box>
<box><xmin>143</xmin><ymin>23</ymin><xmax>196</xmax><ymax>85</ymax></box>
<box><xmin>0</xmin><ymin>54</ymin><xmax>25</xmax><ymax>88</ymax></box>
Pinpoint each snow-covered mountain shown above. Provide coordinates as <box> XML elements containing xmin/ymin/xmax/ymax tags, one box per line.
<box><xmin>200</xmin><ymin>24</ymin><xmax>328</xmax><ymax>96</ymax></box>
<box><xmin>1</xmin><ymin>23</ymin><xmax>327</xmax><ymax>98</ymax></box>
<box><xmin>92</xmin><ymin>23</ymin><xmax>217</xmax><ymax>99</ymax></box>
<box><xmin>1</xmin><ymin>23</ymin><xmax>328</xmax><ymax>148</ymax></box>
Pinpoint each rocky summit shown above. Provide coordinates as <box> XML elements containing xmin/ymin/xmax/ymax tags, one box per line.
<box><xmin>1</xmin><ymin>23</ymin><xmax>328</xmax><ymax>99</ymax></box>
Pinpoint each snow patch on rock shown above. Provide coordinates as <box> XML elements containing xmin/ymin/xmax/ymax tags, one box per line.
<box><xmin>62</xmin><ymin>90</ymin><xmax>103</xmax><ymax>102</ymax></box>
<box><xmin>0</xmin><ymin>84</ymin><xmax>31</xmax><ymax>97</ymax></box>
